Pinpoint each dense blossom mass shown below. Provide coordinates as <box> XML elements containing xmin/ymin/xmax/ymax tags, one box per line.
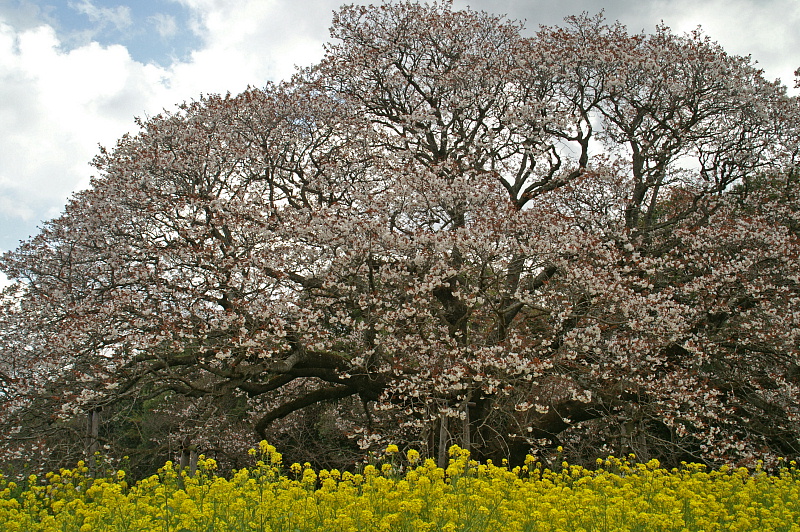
<box><xmin>1</xmin><ymin>1</ymin><xmax>799</xmax><ymax>474</ymax></box>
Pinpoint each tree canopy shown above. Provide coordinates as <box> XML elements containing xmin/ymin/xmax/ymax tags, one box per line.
<box><xmin>2</xmin><ymin>2</ymin><xmax>799</xmax><ymax>475</ymax></box>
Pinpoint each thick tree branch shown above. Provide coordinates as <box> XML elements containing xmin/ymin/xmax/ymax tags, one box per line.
<box><xmin>255</xmin><ymin>385</ymin><xmax>357</xmax><ymax>438</ymax></box>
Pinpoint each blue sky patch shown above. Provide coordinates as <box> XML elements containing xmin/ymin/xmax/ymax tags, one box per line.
<box><xmin>14</xmin><ymin>0</ymin><xmax>204</xmax><ymax>66</ymax></box>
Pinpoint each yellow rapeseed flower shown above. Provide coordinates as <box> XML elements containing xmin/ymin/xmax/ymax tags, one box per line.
<box><xmin>0</xmin><ymin>443</ymin><xmax>798</xmax><ymax>532</ymax></box>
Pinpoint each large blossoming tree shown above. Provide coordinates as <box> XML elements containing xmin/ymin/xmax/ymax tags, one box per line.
<box><xmin>2</xmin><ymin>2</ymin><xmax>799</xmax><ymax>474</ymax></box>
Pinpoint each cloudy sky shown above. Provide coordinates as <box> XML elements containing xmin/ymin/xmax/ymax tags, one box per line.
<box><xmin>0</xmin><ymin>0</ymin><xmax>798</xmax><ymax>281</ymax></box>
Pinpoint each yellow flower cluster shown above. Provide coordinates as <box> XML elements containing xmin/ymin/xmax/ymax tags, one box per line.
<box><xmin>1</xmin><ymin>444</ymin><xmax>799</xmax><ymax>531</ymax></box>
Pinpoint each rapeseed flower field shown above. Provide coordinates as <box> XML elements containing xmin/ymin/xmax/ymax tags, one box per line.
<box><xmin>1</xmin><ymin>442</ymin><xmax>798</xmax><ymax>531</ymax></box>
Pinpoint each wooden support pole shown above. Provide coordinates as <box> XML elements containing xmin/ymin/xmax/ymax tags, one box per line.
<box><xmin>437</xmin><ymin>413</ymin><xmax>449</xmax><ymax>468</ymax></box>
<box><xmin>85</xmin><ymin>409</ymin><xmax>100</xmax><ymax>476</ymax></box>
<box><xmin>461</xmin><ymin>398</ymin><xmax>471</xmax><ymax>452</ymax></box>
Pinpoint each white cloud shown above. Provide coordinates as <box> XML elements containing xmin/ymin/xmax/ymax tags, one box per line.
<box><xmin>149</xmin><ymin>13</ymin><xmax>178</xmax><ymax>39</ymax></box>
<box><xmin>0</xmin><ymin>1</ymin><xmax>342</xmax><ymax>254</ymax></box>
<box><xmin>0</xmin><ymin>193</ymin><xmax>35</xmax><ymax>221</ymax></box>
<box><xmin>0</xmin><ymin>21</ymin><xmax>173</xmax><ymax>248</ymax></box>
<box><xmin>172</xmin><ymin>0</ymin><xmax>337</xmax><ymax>90</ymax></box>
<box><xmin>68</xmin><ymin>0</ymin><xmax>133</xmax><ymax>33</ymax></box>
<box><xmin>0</xmin><ymin>1</ymin><xmax>336</xmax><ymax>272</ymax></box>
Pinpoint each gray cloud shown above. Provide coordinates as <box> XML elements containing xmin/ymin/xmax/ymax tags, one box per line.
<box><xmin>456</xmin><ymin>0</ymin><xmax>799</xmax><ymax>88</ymax></box>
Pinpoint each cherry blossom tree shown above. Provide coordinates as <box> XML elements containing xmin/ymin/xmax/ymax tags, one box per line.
<box><xmin>1</xmin><ymin>2</ymin><xmax>798</xmax><ymax>473</ymax></box>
